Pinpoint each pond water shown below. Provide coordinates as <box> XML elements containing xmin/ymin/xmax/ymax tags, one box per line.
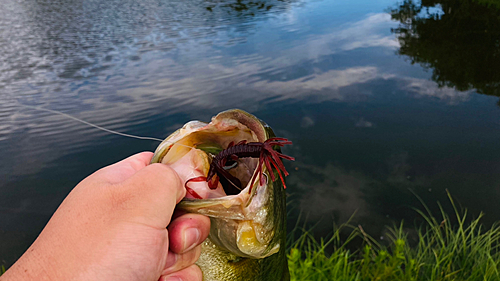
<box><xmin>1</xmin><ymin>0</ymin><xmax>500</xmax><ymax>266</ymax></box>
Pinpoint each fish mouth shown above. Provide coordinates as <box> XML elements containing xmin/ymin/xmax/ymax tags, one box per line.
<box><xmin>152</xmin><ymin>109</ymin><xmax>266</xmax><ymax>199</ymax></box>
<box><xmin>151</xmin><ymin>109</ymin><xmax>283</xmax><ymax>258</ymax></box>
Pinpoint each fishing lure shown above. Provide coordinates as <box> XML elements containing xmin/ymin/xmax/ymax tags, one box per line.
<box><xmin>185</xmin><ymin>137</ymin><xmax>294</xmax><ymax>199</ymax></box>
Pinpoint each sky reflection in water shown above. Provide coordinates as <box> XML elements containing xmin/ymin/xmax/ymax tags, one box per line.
<box><xmin>1</xmin><ymin>0</ymin><xmax>500</xmax><ymax>266</ymax></box>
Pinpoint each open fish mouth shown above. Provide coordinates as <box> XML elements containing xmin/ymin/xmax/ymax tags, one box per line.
<box><xmin>150</xmin><ymin>109</ymin><xmax>293</xmax><ymax>259</ymax></box>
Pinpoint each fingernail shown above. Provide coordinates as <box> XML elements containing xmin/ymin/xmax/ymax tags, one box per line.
<box><xmin>183</xmin><ymin>227</ymin><xmax>200</xmax><ymax>252</ymax></box>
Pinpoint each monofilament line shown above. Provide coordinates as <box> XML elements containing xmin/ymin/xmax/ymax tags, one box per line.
<box><xmin>14</xmin><ymin>103</ymin><xmax>197</xmax><ymax>150</ymax></box>
<box><xmin>19</xmin><ymin>104</ymin><xmax>165</xmax><ymax>142</ymax></box>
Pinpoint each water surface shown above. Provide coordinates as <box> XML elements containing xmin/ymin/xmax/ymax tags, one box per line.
<box><xmin>1</xmin><ymin>0</ymin><xmax>500</xmax><ymax>266</ymax></box>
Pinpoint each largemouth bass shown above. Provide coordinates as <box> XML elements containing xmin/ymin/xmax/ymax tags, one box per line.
<box><xmin>151</xmin><ymin>109</ymin><xmax>291</xmax><ymax>281</ymax></box>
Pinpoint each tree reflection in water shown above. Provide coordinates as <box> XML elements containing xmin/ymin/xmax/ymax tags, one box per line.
<box><xmin>389</xmin><ymin>0</ymin><xmax>500</xmax><ymax>103</ymax></box>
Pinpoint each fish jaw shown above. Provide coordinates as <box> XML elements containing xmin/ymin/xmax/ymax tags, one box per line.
<box><xmin>151</xmin><ymin>121</ymin><xmax>208</xmax><ymax>165</ymax></box>
<box><xmin>151</xmin><ymin>109</ymin><xmax>288</xmax><ymax>276</ymax></box>
<box><xmin>177</xmin><ymin>173</ymin><xmax>281</xmax><ymax>258</ymax></box>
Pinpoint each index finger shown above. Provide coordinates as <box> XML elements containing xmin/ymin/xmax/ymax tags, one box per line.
<box><xmin>94</xmin><ymin>152</ymin><xmax>155</xmax><ymax>184</ymax></box>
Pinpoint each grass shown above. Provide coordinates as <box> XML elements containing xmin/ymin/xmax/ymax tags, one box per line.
<box><xmin>2</xmin><ymin>193</ymin><xmax>500</xmax><ymax>280</ymax></box>
<box><xmin>287</xmin><ymin>192</ymin><xmax>500</xmax><ymax>280</ymax></box>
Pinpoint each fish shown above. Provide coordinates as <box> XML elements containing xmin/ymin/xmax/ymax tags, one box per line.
<box><xmin>150</xmin><ymin>109</ymin><xmax>292</xmax><ymax>281</ymax></box>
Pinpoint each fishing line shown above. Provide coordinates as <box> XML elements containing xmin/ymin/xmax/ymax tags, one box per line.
<box><xmin>13</xmin><ymin>102</ymin><xmax>197</xmax><ymax>150</ymax></box>
<box><xmin>20</xmin><ymin>104</ymin><xmax>164</xmax><ymax>142</ymax></box>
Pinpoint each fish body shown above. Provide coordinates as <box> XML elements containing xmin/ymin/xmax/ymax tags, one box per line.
<box><xmin>151</xmin><ymin>109</ymin><xmax>290</xmax><ymax>281</ymax></box>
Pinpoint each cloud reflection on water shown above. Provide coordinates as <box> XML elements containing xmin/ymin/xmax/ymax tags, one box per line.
<box><xmin>285</xmin><ymin>13</ymin><xmax>400</xmax><ymax>60</ymax></box>
<box><xmin>0</xmin><ymin>9</ymin><xmax>476</xmax><ymax>182</ymax></box>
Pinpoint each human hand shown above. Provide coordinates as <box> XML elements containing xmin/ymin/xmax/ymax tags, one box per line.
<box><xmin>0</xmin><ymin>152</ymin><xmax>210</xmax><ymax>281</ymax></box>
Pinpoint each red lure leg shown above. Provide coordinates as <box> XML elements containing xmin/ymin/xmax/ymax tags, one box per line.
<box><xmin>246</xmin><ymin>138</ymin><xmax>294</xmax><ymax>192</ymax></box>
<box><xmin>184</xmin><ymin>176</ymin><xmax>207</xmax><ymax>199</ymax></box>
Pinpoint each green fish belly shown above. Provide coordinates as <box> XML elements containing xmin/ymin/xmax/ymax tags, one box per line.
<box><xmin>197</xmin><ymin>238</ymin><xmax>289</xmax><ymax>281</ymax></box>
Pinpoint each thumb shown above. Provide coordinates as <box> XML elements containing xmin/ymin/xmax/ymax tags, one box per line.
<box><xmin>113</xmin><ymin>163</ymin><xmax>186</xmax><ymax>228</ymax></box>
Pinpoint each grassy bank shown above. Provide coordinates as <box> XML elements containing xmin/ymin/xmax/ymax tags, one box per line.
<box><xmin>287</xmin><ymin>194</ymin><xmax>500</xmax><ymax>280</ymax></box>
<box><xmin>2</xmin><ymin>195</ymin><xmax>500</xmax><ymax>280</ymax></box>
